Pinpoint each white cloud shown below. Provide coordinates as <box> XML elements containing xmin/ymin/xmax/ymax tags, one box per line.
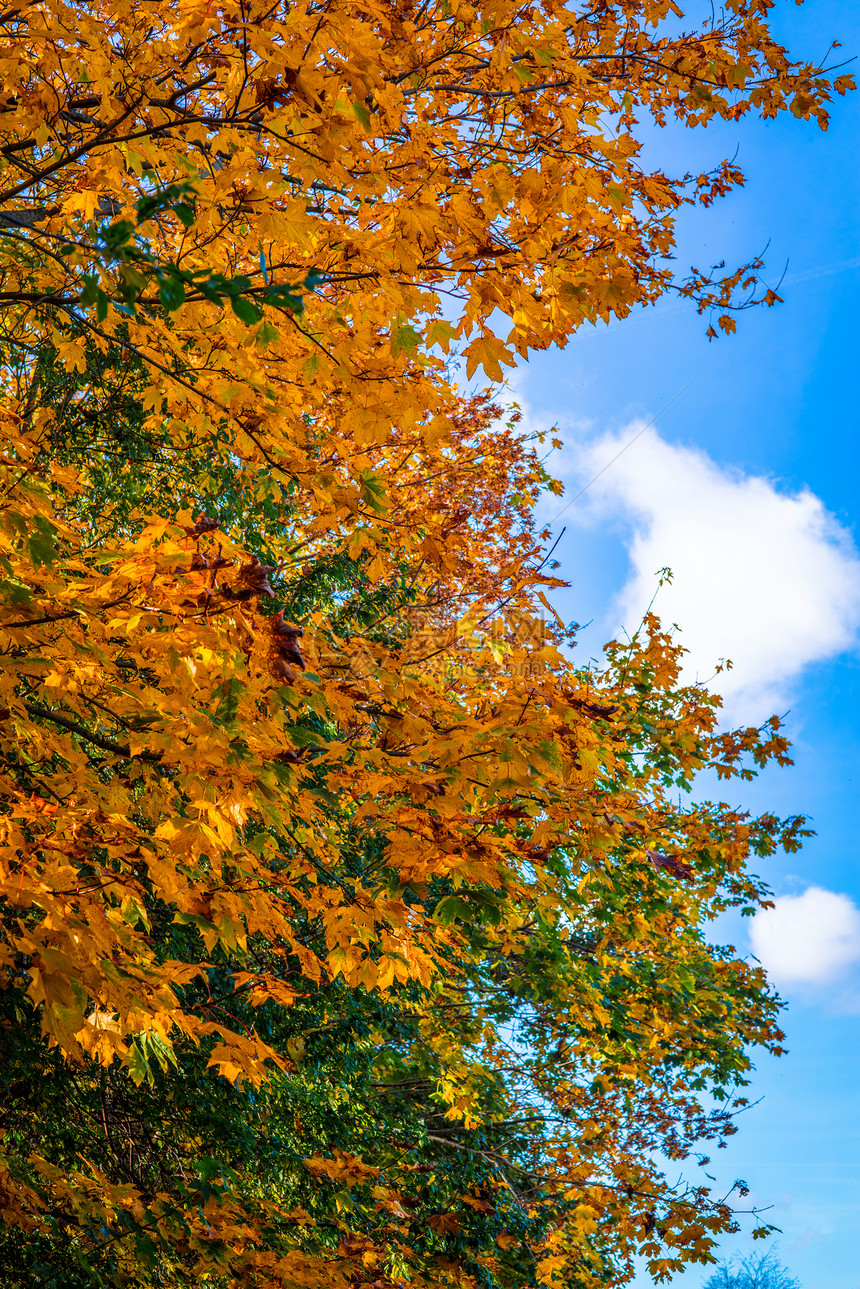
<box><xmin>563</xmin><ymin>426</ymin><xmax>860</xmax><ymax>723</ymax></box>
<box><xmin>750</xmin><ymin>887</ymin><xmax>860</xmax><ymax>986</ymax></box>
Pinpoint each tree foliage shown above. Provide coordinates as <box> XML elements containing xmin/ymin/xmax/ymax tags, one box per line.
<box><xmin>704</xmin><ymin>1249</ymin><xmax>802</xmax><ymax>1289</ymax></box>
<box><xmin>0</xmin><ymin>0</ymin><xmax>844</xmax><ymax>1286</ymax></box>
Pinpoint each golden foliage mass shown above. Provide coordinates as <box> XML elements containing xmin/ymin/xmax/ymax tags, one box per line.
<box><xmin>0</xmin><ymin>0</ymin><xmax>843</xmax><ymax>1285</ymax></box>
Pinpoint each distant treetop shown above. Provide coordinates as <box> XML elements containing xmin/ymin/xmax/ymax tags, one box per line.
<box><xmin>705</xmin><ymin>1249</ymin><xmax>802</xmax><ymax>1289</ymax></box>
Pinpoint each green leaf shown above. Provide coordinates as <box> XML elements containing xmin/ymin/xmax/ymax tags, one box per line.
<box><xmin>118</xmin><ymin>262</ymin><xmax>148</xmax><ymax>302</ymax></box>
<box><xmin>263</xmin><ymin>284</ymin><xmax>304</xmax><ymax>314</ymax></box>
<box><xmin>195</xmin><ymin>278</ymin><xmax>227</xmax><ymax>306</ymax></box>
<box><xmin>227</xmin><ymin>274</ymin><xmax>254</xmax><ymax>295</ymax></box>
<box><xmin>256</xmin><ymin>320</ymin><xmax>280</xmax><ymax>348</ymax></box>
<box><xmin>214</xmin><ymin>677</ymin><xmax>244</xmax><ymax>727</ymax></box>
<box><xmin>392</xmin><ymin>323</ymin><xmax>421</xmax><ymax>358</ymax></box>
<box><xmin>136</xmin><ymin>182</ymin><xmax>198</xmax><ymax>225</ymax></box>
<box><xmin>471</xmin><ymin>890</ymin><xmax>504</xmax><ymax>925</ymax></box>
<box><xmin>80</xmin><ymin>274</ymin><xmax>99</xmax><ymax>306</ymax></box>
<box><xmin>157</xmin><ymin>273</ymin><xmax>187</xmax><ymax>312</ymax></box>
<box><xmin>434</xmin><ymin>895</ymin><xmax>472</xmax><ymax>926</ymax></box>
<box><xmin>142</xmin><ymin>1029</ymin><xmax>179</xmax><ymax>1073</ymax></box>
<box><xmin>0</xmin><ymin>577</ymin><xmax>33</xmax><ymax>607</ymax></box>
<box><xmin>173</xmin><ymin>201</ymin><xmax>195</xmax><ymax>227</ymax></box>
<box><xmin>125</xmin><ymin>1039</ymin><xmax>152</xmax><ymax>1087</ymax></box>
<box><xmin>351</xmin><ymin>99</ymin><xmax>372</xmax><ymax>130</ymax></box>
<box><xmin>359</xmin><ymin>469</ymin><xmax>387</xmax><ymax>512</ymax></box>
<box><xmin>102</xmin><ymin>219</ymin><xmax>135</xmax><ymax>252</ymax></box>
<box><xmin>230</xmin><ymin>293</ymin><xmax>263</xmax><ymax>324</ymax></box>
<box><xmin>26</xmin><ymin>534</ymin><xmax>56</xmax><ymax>569</ymax></box>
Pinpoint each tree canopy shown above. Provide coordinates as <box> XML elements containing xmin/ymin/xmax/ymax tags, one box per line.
<box><xmin>704</xmin><ymin>1249</ymin><xmax>802</xmax><ymax>1289</ymax></box>
<box><xmin>0</xmin><ymin>1</ymin><xmax>845</xmax><ymax>1286</ymax></box>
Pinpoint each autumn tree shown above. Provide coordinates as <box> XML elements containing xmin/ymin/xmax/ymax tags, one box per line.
<box><xmin>0</xmin><ymin>1</ymin><xmax>845</xmax><ymax>1286</ymax></box>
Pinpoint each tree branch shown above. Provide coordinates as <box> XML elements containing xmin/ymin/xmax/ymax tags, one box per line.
<box><xmin>22</xmin><ymin>702</ymin><xmax>162</xmax><ymax>762</ymax></box>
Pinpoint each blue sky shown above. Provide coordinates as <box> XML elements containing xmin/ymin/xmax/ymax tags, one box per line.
<box><xmin>506</xmin><ymin>2</ymin><xmax>860</xmax><ymax>1284</ymax></box>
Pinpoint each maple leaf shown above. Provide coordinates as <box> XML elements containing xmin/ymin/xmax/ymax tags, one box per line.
<box><xmin>464</xmin><ymin>333</ymin><xmax>516</xmax><ymax>383</ymax></box>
